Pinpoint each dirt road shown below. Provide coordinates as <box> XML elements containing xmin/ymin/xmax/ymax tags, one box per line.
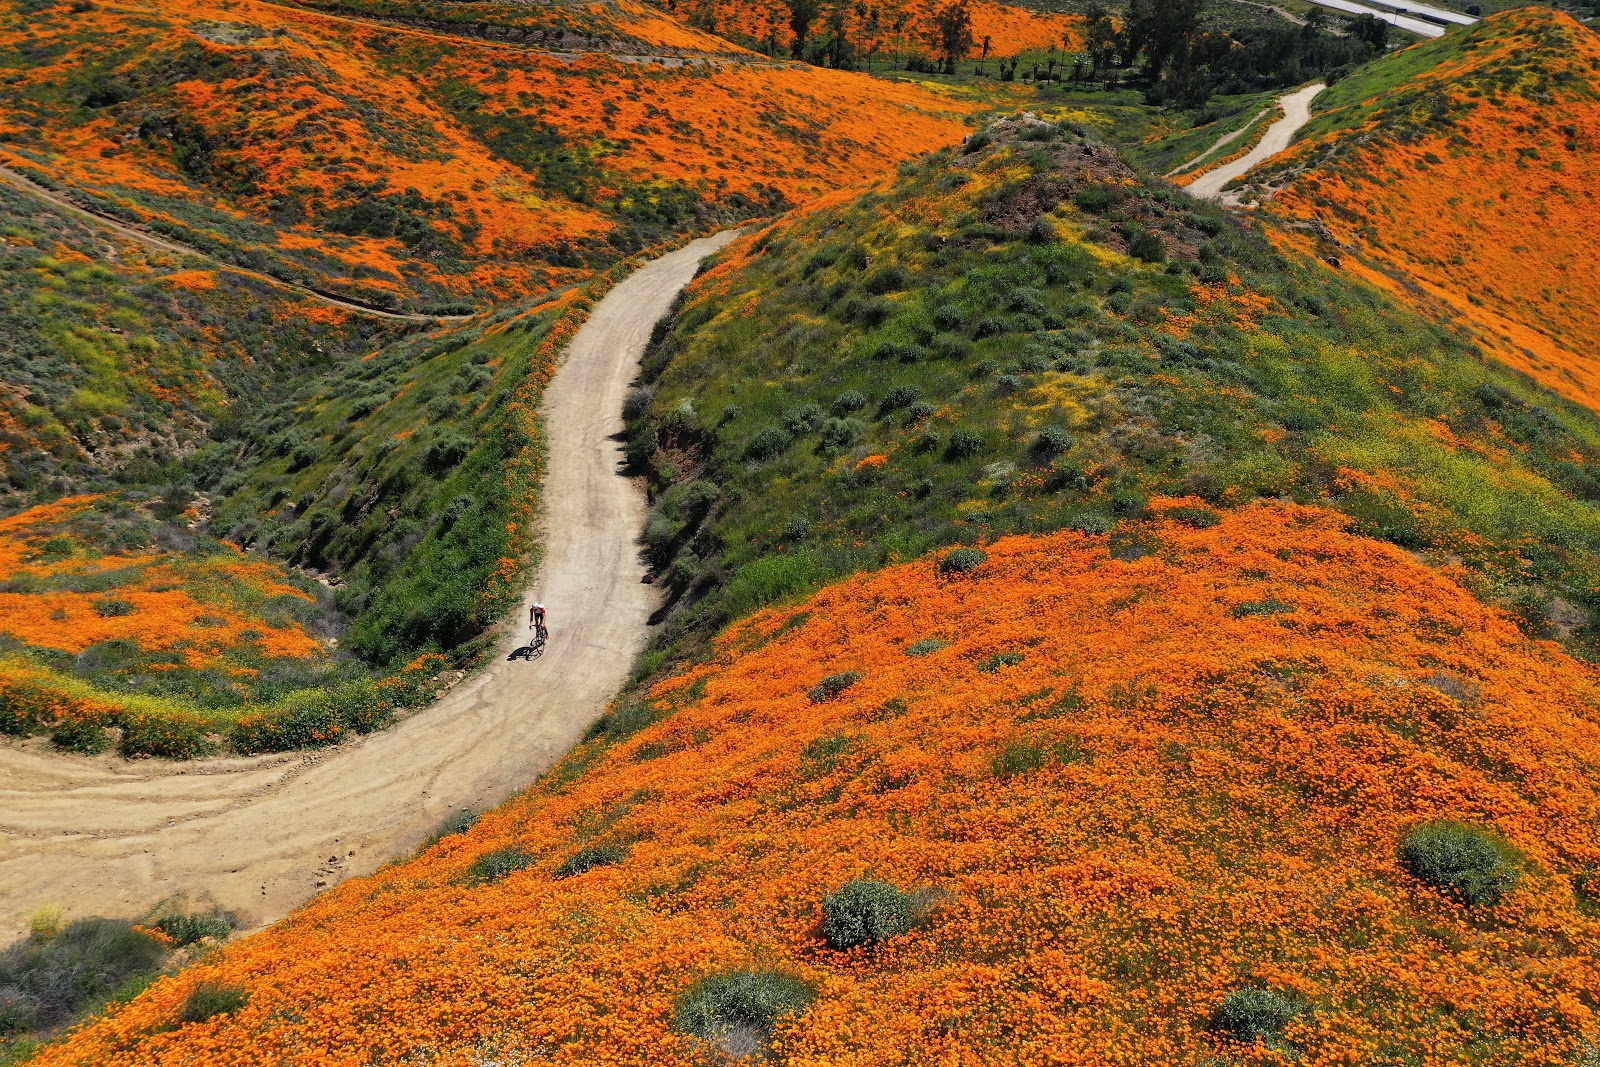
<box><xmin>1186</xmin><ymin>83</ymin><xmax>1325</xmax><ymax>202</ymax></box>
<box><xmin>0</xmin><ymin>164</ymin><xmax>471</xmax><ymax>323</ymax></box>
<box><xmin>1165</xmin><ymin>106</ymin><xmax>1273</xmax><ymax>177</ymax></box>
<box><xmin>0</xmin><ymin>231</ymin><xmax>738</xmax><ymax>938</ymax></box>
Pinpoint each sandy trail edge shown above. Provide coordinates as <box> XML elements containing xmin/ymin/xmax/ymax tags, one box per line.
<box><xmin>1186</xmin><ymin>83</ymin><xmax>1325</xmax><ymax>201</ymax></box>
<box><xmin>0</xmin><ymin>231</ymin><xmax>737</xmax><ymax>938</ymax></box>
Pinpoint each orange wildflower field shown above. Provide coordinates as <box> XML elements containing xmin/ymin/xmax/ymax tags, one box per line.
<box><xmin>0</xmin><ymin>495</ymin><xmax>330</xmax><ymax>703</ymax></box>
<box><xmin>0</xmin><ymin>0</ymin><xmax>1006</xmax><ymax>308</ymax></box>
<box><xmin>1264</xmin><ymin>9</ymin><xmax>1600</xmax><ymax>415</ymax></box>
<box><xmin>40</xmin><ymin>501</ymin><xmax>1600</xmax><ymax>1065</ymax></box>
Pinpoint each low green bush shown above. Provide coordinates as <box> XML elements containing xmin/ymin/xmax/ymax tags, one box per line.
<box><xmin>1210</xmin><ymin>987</ymin><xmax>1299</xmax><ymax>1042</ymax></box>
<box><xmin>554</xmin><ymin>843</ymin><xmax>629</xmax><ymax>878</ymax></box>
<box><xmin>0</xmin><ymin>919</ymin><xmax>167</xmax><ymax>1037</ymax></box>
<box><xmin>979</xmin><ymin>652</ymin><xmax>1025</xmax><ymax>673</ymax></box>
<box><xmin>821</xmin><ymin>879</ymin><xmax>914</xmax><ymax>949</ymax></box>
<box><xmin>906</xmin><ymin>638</ymin><xmax>946</xmax><ymax>656</ymax></box>
<box><xmin>1398</xmin><ymin>820</ymin><xmax>1522</xmax><ymax>906</ymax></box>
<box><xmin>939</xmin><ymin>548</ymin><xmax>987</xmax><ymax>575</ymax></box>
<box><xmin>50</xmin><ymin>717</ymin><xmax>111</xmax><ymax>755</ymax></box>
<box><xmin>178</xmin><ymin>982</ymin><xmax>249</xmax><ymax>1025</ymax></box>
<box><xmin>746</xmin><ymin>425</ymin><xmax>793</xmax><ymax>461</ymax></box>
<box><xmin>119</xmin><ymin>711</ymin><xmax>212</xmax><ymax>759</ymax></box>
<box><xmin>419</xmin><ymin>809</ymin><xmax>480</xmax><ymax>852</ymax></box>
<box><xmin>992</xmin><ymin>741</ymin><xmax>1047</xmax><ymax>778</ymax></box>
<box><xmin>230</xmin><ymin>692</ymin><xmax>344</xmax><ymax>755</ymax></box>
<box><xmin>153</xmin><ymin>911</ymin><xmax>235</xmax><ymax>946</ymax></box>
<box><xmin>1230</xmin><ymin>599</ymin><xmax>1295</xmax><ymax>618</ymax></box>
<box><xmin>465</xmin><ymin>846</ymin><xmax>535</xmax><ymax>885</ymax></box>
<box><xmin>672</xmin><ymin>970</ymin><xmax>815</xmax><ymax>1049</ymax></box>
<box><xmin>944</xmin><ymin>430</ymin><xmax>984</xmax><ymax>460</ymax></box>
<box><xmin>809</xmin><ymin>672</ymin><xmax>862</xmax><ymax>703</ymax></box>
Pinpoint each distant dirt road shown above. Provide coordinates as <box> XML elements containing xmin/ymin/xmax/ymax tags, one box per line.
<box><xmin>1185</xmin><ymin>83</ymin><xmax>1325</xmax><ymax>201</ymax></box>
<box><xmin>0</xmin><ymin>231</ymin><xmax>737</xmax><ymax>938</ymax></box>
<box><xmin>0</xmin><ymin>164</ymin><xmax>470</xmax><ymax>323</ymax></box>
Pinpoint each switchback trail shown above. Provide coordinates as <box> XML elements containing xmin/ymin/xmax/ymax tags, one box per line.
<box><xmin>1185</xmin><ymin>83</ymin><xmax>1326</xmax><ymax>202</ymax></box>
<box><xmin>0</xmin><ymin>231</ymin><xmax>738</xmax><ymax>937</ymax></box>
<box><xmin>0</xmin><ymin>164</ymin><xmax>472</xmax><ymax>323</ymax></box>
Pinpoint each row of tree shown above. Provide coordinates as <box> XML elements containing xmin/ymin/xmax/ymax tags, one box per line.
<box><xmin>680</xmin><ymin>0</ymin><xmax>1391</xmax><ymax>105</ymax></box>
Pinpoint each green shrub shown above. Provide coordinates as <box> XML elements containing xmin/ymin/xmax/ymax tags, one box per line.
<box><xmin>1398</xmin><ymin>820</ymin><xmax>1522</xmax><ymax>906</ymax></box>
<box><xmin>672</xmin><ymin>970</ymin><xmax>815</xmax><ymax>1048</ymax></box>
<box><xmin>992</xmin><ymin>741</ymin><xmax>1047</xmax><ymax>778</ymax></box>
<box><xmin>466</xmin><ymin>846</ymin><xmax>535</xmax><ymax>885</ymax></box>
<box><xmin>178</xmin><ymin>982</ymin><xmax>248</xmax><ymax>1025</ymax></box>
<box><xmin>939</xmin><ymin>547</ymin><xmax>987</xmax><ymax>575</ymax></box>
<box><xmin>1129</xmin><ymin>231</ymin><xmax>1167</xmax><ymax>263</ymax></box>
<box><xmin>419</xmin><ymin>809</ymin><xmax>480</xmax><ymax>852</ymax></box>
<box><xmin>782</xmin><ymin>403</ymin><xmax>825</xmax><ymax>435</ymax></box>
<box><xmin>230</xmin><ymin>693</ymin><xmax>345</xmax><ymax>755</ymax></box>
<box><xmin>862</xmin><ymin>264</ymin><xmax>910</xmax><ymax>294</ymax></box>
<box><xmin>746</xmin><ymin>425</ymin><xmax>793</xmax><ymax>461</ymax></box>
<box><xmin>119</xmin><ymin>711</ymin><xmax>212</xmax><ymax>759</ymax></box>
<box><xmin>878</xmin><ymin>385</ymin><xmax>922</xmax><ymax>414</ymax></box>
<box><xmin>802</xmin><ymin>734</ymin><xmax>852</xmax><ymax>763</ymax></box>
<box><xmin>978</xmin><ymin>652</ymin><xmax>1025</xmax><ymax>673</ymax></box>
<box><xmin>153</xmin><ymin>911</ymin><xmax>235</xmax><ymax>946</ymax></box>
<box><xmin>945</xmin><ymin>430</ymin><xmax>984</xmax><ymax>460</ymax></box>
<box><xmin>1074</xmin><ymin>184</ymin><xmax>1120</xmax><ymax>212</ymax></box>
<box><xmin>0</xmin><ymin>919</ymin><xmax>167</xmax><ymax>1036</ymax></box>
<box><xmin>1031</xmin><ymin>426</ymin><xmax>1073</xmax><ymax>458</ymax></box>
<box><xmin>906</xmin><ymin>638</ymin><xmax>946</xmax><ymax>657</ymax></box>
<box><xmin>809</xmin><ymin>672</ymin><xmax>862</xmax><ymax>703</ymax></box>
<box><xmin>0</xmin><ymin>682</ymin><xmax>56</xmax><ymax>737</ymax></box>
<box><xmin>830</xmin><ymin>390</ymin><xmax>868</xmax><ymax>416</ymax></box>
<box><xmin>331</xmin><ymin>680</ymin><xmax>397</xmax><ymax>735</ymax></box>
<box><xmin>554</xmin><ymin>843</ymin><xmax>629</xmax><ymax>878</ymax></box>
<box><xmin>1166</xmin><ymin>505</ymin><xmax>1221</xmax><ymax>528</ymax></box>
<box><xmin>50</xmin><ymin>717</ymin><xmax>111</xmax><ymax>755</ymax></box>
<box><xmin>1230</xmin><ymin>599</ymin><xmax>1295</xmax><ymax>618</ymax></box>
<box><xmin>1210</xmin><ymin>987</ymin><xmax>1298</xmax><ymax>1042</ymax></box>
<box><xmin>821</xmin><ymin>879</ymin><xmax>914</xmax><ymax>949</ymax></box>
<box><xmin>818</xmin><ymin>417</ymin><xmax>866</xmax><ymax>453</ymax></box>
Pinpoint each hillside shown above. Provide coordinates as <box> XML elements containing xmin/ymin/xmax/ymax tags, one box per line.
<box><xmin>0</xmin><ymin>177</ymin><xmax>394</xmax><ymax>505</ymax></box>
<box><xmin>26</xmin><ymin>104</ymin><xmax>1600</xmax><ymax>1066</ymax></box>
<box><xmin>32</xmin><ymin>501</ymin><xmax>1600</xmax><ymax>1065</ymax></box>
<box><xmin>1249</xmin><ymin>9</ymin><xmax>1600</xmax><ymax>413</ymax></box>
<box><xmin>627</xmin><ymin>115</ymin><xmax>1600</xmax><ymax>666</ymax></box>
<box><xmin>0</xmin><ymin>0</ymin><xmax>1000</xmax><ymax>312</ymax></box>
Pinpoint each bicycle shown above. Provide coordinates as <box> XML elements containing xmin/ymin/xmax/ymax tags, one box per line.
<box><xmin>509</xmin><ymin>624</ymin><xmax>548</xmax><ymax>661</ymax></box>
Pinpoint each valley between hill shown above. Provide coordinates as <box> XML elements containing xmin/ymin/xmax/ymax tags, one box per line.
<box><xmin>0</xmin><ymin>232</ymin><xmax>733</xmax><ymax>939</ymax></box>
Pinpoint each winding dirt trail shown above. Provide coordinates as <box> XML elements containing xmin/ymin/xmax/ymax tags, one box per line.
<box><xmin>1185</xmin><ymin>83</ymin><xmax>1325</xmax><ymax>202</ymax></box>
<box><xmin>0</xmin><ymin>231</ymin><xmax>737</xmax><ymax>938</ymax></box>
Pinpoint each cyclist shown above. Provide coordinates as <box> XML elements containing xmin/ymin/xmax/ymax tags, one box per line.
<box><xmin>530</xmin><ymin>601</ymin><xmax>548</xmax><ymax>642</ymax></box>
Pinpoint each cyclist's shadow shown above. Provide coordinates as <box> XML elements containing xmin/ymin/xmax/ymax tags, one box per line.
<box><xmin>507</xmin><ymin>640</ymin><xmax>546</xmax><ymax>661</ymax></box>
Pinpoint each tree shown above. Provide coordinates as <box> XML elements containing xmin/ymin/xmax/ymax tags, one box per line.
<box><xmin>933</xmin><ymin>0</ymin><xmax>975</xmax><ymax>74</ymax></box>
<box><xmin>1130</xmin><ymin>0</ymin><xmax>1204</xmax><ymax>75</ymax></box>
<box><xmin>1084</xmin><ymin>0</ymin><xmax>1117</xmax><ymax>74</ymax></box>
<box><xmin>1346</xmin><ymin>12</ymin><xmax>1389</xmax><ymax>50</ymax></box>
<box><xmin>786</xmin><ymin>0</ymin><xmax>821</xmax><ymax>59</ymax></box>
<box><xmin>981</xmin><ymin>34</ymin><xmax>992</xmax><ymax>59</ymax></box>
